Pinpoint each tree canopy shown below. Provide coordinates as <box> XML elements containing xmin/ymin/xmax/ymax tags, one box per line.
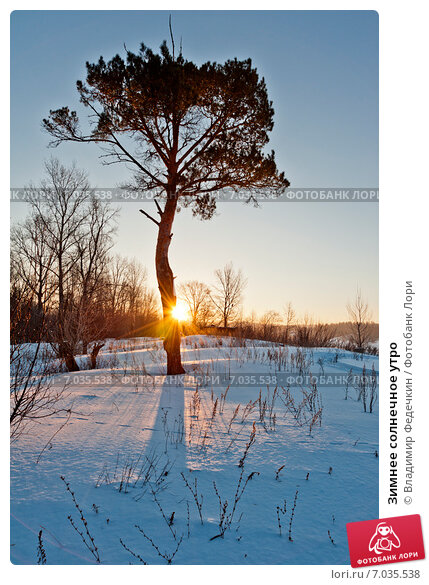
<box><xmin>43</xmin><ymin>41</ymin><xmax>289</xmax><ymax>218</ymax></box>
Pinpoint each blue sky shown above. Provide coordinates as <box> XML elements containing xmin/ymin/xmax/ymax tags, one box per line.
<box><xmin>10</xmin><ymin>10</ymin><xmax>378</xmax><ymax>321</ymax></box>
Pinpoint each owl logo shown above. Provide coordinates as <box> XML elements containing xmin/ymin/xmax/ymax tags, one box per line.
<box><xmin>369</xmin><ymin>522</ymin><xmax>401</xmax><ymax>554</ymax></box>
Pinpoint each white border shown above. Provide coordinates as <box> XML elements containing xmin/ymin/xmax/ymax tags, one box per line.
<box><xmin>3</xmin><ymin>1</ymin><xmax>429</xmax><ymax>582</ymax></box>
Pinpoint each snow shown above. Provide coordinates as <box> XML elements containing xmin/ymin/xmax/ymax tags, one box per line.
<box><xmin>11</xmin><ymin>336</ymin><xmax>378</xmax><ymax>565</ymax></box>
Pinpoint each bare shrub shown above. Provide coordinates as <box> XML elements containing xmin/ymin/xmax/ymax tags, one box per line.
<box><xmin>180</xmin><ymin>473</ymin><xmax>204</xmax><ymax>524</ymax></box>
<box><xmin>95</xmin><ymin>451</ymin><xmax>172</xmax><ymax>498</ymax></box>
<box><xmin>344</xmin><ymin>368</ymin><xmax>353</xmax><ymax>400</ymax></box>
<box><xmin>257</xmin><ymin>387</ymin><xmax>277</xmax><ymax>431</ymax></box>
<box><xmin>10</xmin><ymin>304</ymin><xmax>69</xmax><ymax>440</ymax></box>
<box><xmin>211</xmin><ymin>469</ymin><xmax>259</xmax><ymax>540</ymax></box>
<box><xmin>60</xmin><ymin>475</ymin><xmax>101</xmax><ymax>563</ymax></box>
<box><xmin>238</xmin><ymin>422</ymin><xmax>256</xmax><ymax>467</ymax></box>
<box><xmin>276</xmin><ymin>500</ymin><xmax>287</xmax><ymax>535</ymax></box>
<box><xmin>354</xmin><ymin>363</ymin><xmax>378</xmax><ymax>413</ymax></box>
<box><xmin>279</xmin><ymin>380</ymin><xmax>323</xmax><ymax>434</ymax></box>
<box><xmin>120</xmin><ymin>538</ymin><xmax>147</xmax><ymax>564</ymax></box>
<box><xmin>275</xmin><ymin>465</ymin><xmax>285</xmax><ymax>481</ymax></box>
<box><xmin>288</xmin><ymin>489</ymin><xmax>299</xmax><ymax>541</ymax></box>
<box><xmin>135</xmin><ymin>525</ymin><xmax>183</xmax><ymax>564</ymax></box>
<box><xmin>227</xmin><ymin>404</ymin><xmax>241</xmax><ymax>433</ymax></box>
<box><xmin>37</xmin><ymin>530</ymin><xmax>47</xmax><ymax>565</ymax></box>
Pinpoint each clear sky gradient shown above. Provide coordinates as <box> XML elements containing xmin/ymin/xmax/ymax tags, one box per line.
<box><xmin>10</xmin><ymin>10</ymin><xmax>379</xmax><ymax>322</ymax></box>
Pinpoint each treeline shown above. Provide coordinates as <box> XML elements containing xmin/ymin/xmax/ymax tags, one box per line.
<box><xmin>10</xmin><ymin>160</ymin><xmax>159</xmax><ymax>370</ymax></box>
<box><xmin>179</xmin><ymin>288</ymin><xmax>378</xmax><ymax>353</ymax></box>
<box><xmin>184</xmin><ymin>316</ymin><xmax>378</xmax><ymax>353</ymax></box>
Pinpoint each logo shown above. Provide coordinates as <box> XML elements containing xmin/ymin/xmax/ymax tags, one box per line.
<box><xmin>368</xmin><ymin>521</ymin><xmax>401</xmax><ymax>554</ymax></box>
<box><xmin>347</xmin><ymin>514</ymin><xmax>425</xmax><ymax>568</ymax></box>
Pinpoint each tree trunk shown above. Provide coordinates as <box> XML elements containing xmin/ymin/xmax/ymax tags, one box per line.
<box><xmin>80</xmin><ymin>292</ymin><xmax>89</xmax><ymax>355</ymax></box>
<box><xmin>89</xmin><ymin>343</ymin><xmax>104</xmax><ymax>369</ymax></box>
<box><xmin>64</xmin><ymin>351</ymin><xmax>80</xmax><ymax>372</ymax></box>
<box><xmin>57</xmin><ymin>255</ymin><xmax>67</xmax><ymax>359</ymax></box>
<box><xmin>155</xmin><ymin>194</ymin><xmax>185</xmax><ymax>375</ymax></box>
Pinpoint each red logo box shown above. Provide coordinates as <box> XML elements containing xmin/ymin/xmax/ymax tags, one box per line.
<box><xmin>347</xmin><ymin>514</ymin><xmax>425</xmax><ymax>568</ymax></box>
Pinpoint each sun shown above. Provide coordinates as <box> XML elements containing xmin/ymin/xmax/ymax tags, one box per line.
<box><xmin>171</xmin><ymin>301</ymin><xmax>189</xmax><ymax>322</ymax></box>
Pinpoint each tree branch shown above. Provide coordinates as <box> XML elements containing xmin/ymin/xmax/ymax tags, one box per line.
<box><xmin>139</xmin><ymin>209</ymin><xmax>160</xmax><ymax>227</ymax></box>
<box><xmin>154</xmin><ymin>199</ymin><xmax>164</xmax><ymax>217</ymax></box>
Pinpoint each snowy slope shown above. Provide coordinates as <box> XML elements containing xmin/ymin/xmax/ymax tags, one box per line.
<box><xmin>11</xmin><ymin>336</ymin><xmax>378</xmax><ymax>565</ymax></box>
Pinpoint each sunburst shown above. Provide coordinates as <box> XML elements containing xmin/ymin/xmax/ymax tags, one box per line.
<box><xmin>171</xmin><ymin>302</ymin><xmax>189</xmax><ymax>322</ymax></box>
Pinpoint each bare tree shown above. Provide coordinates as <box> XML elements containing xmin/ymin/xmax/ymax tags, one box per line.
<box><xmin>139</xmin><ymin>284</ymin><xmax>159</xmax><ymax>330</ymax></box>
<box><xmin>178</xmin><ymin>281</ymin><xmax>213</xmax><ymax>328</ymax></box>
<box><xmin>22</xmin><ymin>159</ymin><xmax>118</xmax><ymax>371</ymax></box>
<box><xmin>107</xmin><ymin>254</ymin><xmax>129</xmax><ymax>317</ymax></box>
<box><xmin>346</xmin><ymin>289</ymin><xmax>373</xmax><ymax>352</ymax></box>
<box><xmin>124</xmin><ymin>259</ymin><xmax>148</xmax><ymax>333</ymax></box>
<box><xmin>283</xmin><ymin>302</ymin><xmax>296</xmax><ymax>345</ymax></box>
<box><xmin>11</xmin><ymin>165</ymin><xmax>159</xmax><ymax>376</ymax></box>
<box><xmin>11</xmin><ymin>214</ymin><xmax>57</xmax><ymax>332</ymax></box>
<box><xmin>75</xmin><ymin>196</ymin><xmax>118</xmax><ymax>354</ymax></box>
<box><xmin>259</xmin><ymin>310</ymin><xmax>281</xmax><ymax>340</ymax></box>
<box><xmin>211</xmin><ymin>263</ymin><xmax>247</xmax><ymax>328</ymax></box>
<box><xmin>104</xmin><ymin>255</ymin><xmax>159</xmax><ymax>338</ymax></box>
<box><xmin>25</xmin><ymin>159</ymin><xmax>90</xmax><ymax>370</ymax></box>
